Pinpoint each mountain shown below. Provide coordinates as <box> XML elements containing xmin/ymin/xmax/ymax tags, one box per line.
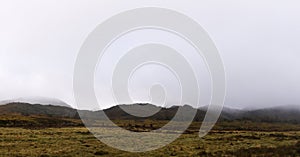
<box><xmin>101</xmin><ymin>104</ymin><xmax>206</xmax><ymax>121</ymax></box>
<box><xmin>0</xmin><ymin>97</ymin><xmax>71</xmax><ymax>108</ymax></box>
<box><xmin>0</xmin><ymin>102</ymin><xmax>79</xmax><ymax>118</ymax></box>
<box><xmin>199</xmin><ymin>105</ymin><xmax>245</xmax><ymax>120</ymax></box>
<box><xmin>0</xmin><ymin>102</ymin><xmax>207</xmax><ymax>122</ymax></box>
<box><xmin>1</xmin><ymin>101</ymin><xmax>300</xmax><ymax>125</ymax></box>
<box><xmin>238</xmin><ymin>105</ymin><xmax>300</xmax><ymax>123</ymax></box>
<box><xmin>0</xmin><ymin>103</ymin><xmax>82</xmax><ymax>128</ymax></box>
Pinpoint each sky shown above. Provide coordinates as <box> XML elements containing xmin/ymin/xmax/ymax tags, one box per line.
<box><xmin>0</xmin><ymin>0</ymin><xmax>300</xmax><ymax>109</ymax></box>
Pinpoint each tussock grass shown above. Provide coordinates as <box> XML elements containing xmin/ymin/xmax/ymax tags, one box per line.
<box><xmin>1</xmin><ymin>127</ymin><xmax>300</xmax><ymax>156</ymax></box>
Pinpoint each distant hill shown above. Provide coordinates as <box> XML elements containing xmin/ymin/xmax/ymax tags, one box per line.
<box><xmin>238</xmin><ymin>105</ymin><xmax>300</xmax><ymax>123</ymax></box>
<box><xmin>101</xmin><ymin>104</ymin><xmax>207</xmax><ymax>121</ymax></box>
<box><xmin>1</xmin><ymin>101</ymin><xmax>300</xmax><ymax>125</ymax></box>
<box><xmin>0</xmin><ymin>102</ymin><xmax>79</xmax><ymax>119</ymax></box>
<box><xmin>0</xmin><ymin>103</ymin><xmax>82</xmax><ymax>128</ymax></box>
<box><xmin>0</xmin><ymin>97</ymin><xmax>71</xmax><ymax>108</ymax></box>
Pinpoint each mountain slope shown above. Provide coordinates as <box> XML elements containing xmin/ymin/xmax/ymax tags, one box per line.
<box><xmin>1</xmin><ymin>102</ymin><xmax>300</xmax><ymax>124</ymax></box>
<box><xmin>101</xmin><ymin>104</ymin><xmax>207</xmax><ymax>121</ymax></box>
<box><xmin>0</xmin><ymin>97</ymin><xmax>71</xmax><ymax>108</ymax></box>
<box><xmin>0</xmin><ymin>103</ymin><xmax>79</xmax><ymax>119</ymax></box>
<box><xmin>239</xmin><ymin>106</ymin><xmax>300</xmax><ymax>123</ymax></box>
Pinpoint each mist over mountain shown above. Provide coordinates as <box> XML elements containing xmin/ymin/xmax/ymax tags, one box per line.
<box><xmin>0</xmin><ymin>97</ymin><xmax>71</xmax><ymax>108</ymax></box>
<box><xmin>238</xmin><ymin>105</ymin><xmax>300</xmax><ymax>123</ymax></box>
<box><xmin>0</xmin><ymin>99</ymin><xmax>300</xmax><ymax>124</ymax></box>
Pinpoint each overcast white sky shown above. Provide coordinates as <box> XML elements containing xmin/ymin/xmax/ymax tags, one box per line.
<box><xmin>0</xmin><ymin>0</ymin><xmax>299</xmax><ymax>109</ymax></box>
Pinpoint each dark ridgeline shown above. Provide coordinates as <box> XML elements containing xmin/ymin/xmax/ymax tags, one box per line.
<box><xmin>1</xmin><ymin>102</ymin><xmax>300</xmax><ymax>128</ymax></box>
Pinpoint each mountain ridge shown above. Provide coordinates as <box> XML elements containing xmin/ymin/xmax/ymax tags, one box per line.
<box><xmin>1</xmin><ymin>101</ymin><xmax>300</xmax><ymax>124</ymax></box>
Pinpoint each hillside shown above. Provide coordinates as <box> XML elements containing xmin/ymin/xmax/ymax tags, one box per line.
<box><xmin>238</xmin><ymin>106</ymin><xmax>300</xmax><ymax>123</ymax></box>
<box><xmin>1</xmin><ymin>102</ymin><xmax>300</xmax><ymax>128</ymax></box>
<box><xmin>0</xmin><ymin>103</ymin><xmax>79</xmax><ymax>118</ymax></box>
<box><xmin>0</xmin><ymin>103</ymin><xmax>82</xmax><ymax>128</ymax></box>
<box><xmin>101</xmin><ymin>104</ymin><xmax>207</xmax><ymax>121</ymax></box>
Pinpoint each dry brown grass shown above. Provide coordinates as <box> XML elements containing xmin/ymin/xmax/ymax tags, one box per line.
<box><xmin>0</xmin><ymin>126</ymin><xmax>300</xmax><ymax>157</ymax></box>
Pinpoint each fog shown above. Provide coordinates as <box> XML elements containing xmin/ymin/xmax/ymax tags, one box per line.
<box><xmin>0</xmin><ymin>0</ymin><xmax>299</xmax><ymax>109</ymax></box>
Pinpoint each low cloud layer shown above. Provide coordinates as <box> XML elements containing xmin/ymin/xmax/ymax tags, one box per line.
<box><xmin>0</xmin><ymin>0</ymin><xmax>299</xmax><ymax>109</ymax></box>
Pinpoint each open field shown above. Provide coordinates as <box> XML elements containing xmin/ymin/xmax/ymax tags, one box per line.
<box><xmin>1</xmin><ymin>103</ymin><xmax>300</xmax><ymax>156</ymax></box>
<box><xmin>1</xmin><ymin>126</ymin><xmax>300</xmax><ymax>157</ymax></box>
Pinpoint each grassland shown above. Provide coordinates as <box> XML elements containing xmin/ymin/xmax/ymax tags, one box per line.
<box><xmin>1</xmin><ymin>125</ymin><xmax>300</xmax><ymax>157</ymax></box>
<box><xmin>1</xmin><ymin>103</ymin><xmax>300</xmax><ymax>156</ymax></box>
